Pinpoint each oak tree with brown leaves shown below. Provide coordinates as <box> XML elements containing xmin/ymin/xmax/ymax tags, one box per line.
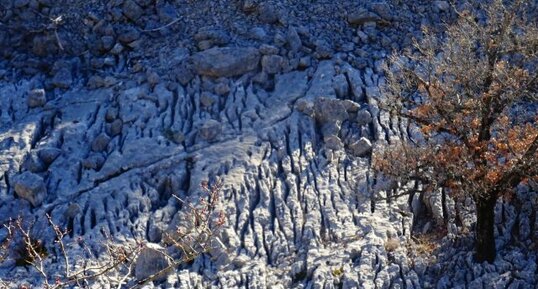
<box><xmin>374</xmin><ymin>0</ymin><xmax>538</xmax><ymax>263</ymax></box>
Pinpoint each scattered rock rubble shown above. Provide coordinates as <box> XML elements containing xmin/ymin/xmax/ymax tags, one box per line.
<box><xmin>0</xmin><ymin>0</ymin><xmax>536</xmax><ymax>288</ymax></box>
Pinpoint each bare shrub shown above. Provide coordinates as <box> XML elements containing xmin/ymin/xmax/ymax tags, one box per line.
<box><xmin>0</xmin><ymin>180</ymin><xmax>226</xmax><ymax>288</ymax></box>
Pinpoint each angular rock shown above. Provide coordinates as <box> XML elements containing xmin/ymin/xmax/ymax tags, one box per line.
<box><xmin>333</xmin><ymin>74</ymin><xmax>349</xmax><ymax>98</ymax></box>
<box><xmin>51</xmin><ymin>68</ymin><xmax>72</xmax><ymax>89</ymax></box>
<box><xmin>314</xmin><ymin>98</ymin><xmax>348</xmax><ymax>123</ymax></box>
<box><xmin>22</xmin><ymin>153</ymin><xmax>45</xmax><ymax>173</ymax></box>
<box><xmin>14</xmin><ymin>0</ymin><xmax>30</xmax><ymax>8</ymax></box>
<box><xmin>433</xmin><ymin>1</ymin><xmax>450</xmax><ymax>12</ymax></box>
<box><xmin>214</xmin><ymin>82</ymin><xmax>230</xmax><ymax>96</ymax></box>
<box><xmin>314</xmin><ymin>39</ymin><xmax>333</xmax><ymax>59</ymax></box>
<box><xmin>348</xmin><ymin>9</ymin><xmax>381</xmax><ymax>26</ymax></box>
<box><xmin>194</xmin><ymin>28</ymin><xmax>230</xmax><ymax>47</ymax></box>
<box><xmin>371</xmin><ymin>2</ymin><xmax>393</xmax><ymax>20</ymax></box>
<box><xmin>344</xmin><ymin>66</ymin><xmax>365</xmax><ymax>102</ymax></box>
<box><xmin>106</xmin><ymin>119</ymin><xmax>123</xmax><ymax>137</ymax></box>
<box><xmin>341</xmin><ymin>100</ymin><xmax>360</xmax><ymax>113</ymax></box>
<box><xmin>134</xmin><ymin>243</ymin><xmax>171</xmax><ymax>282</ymax></box>
<box><xmin>91</xmin><ymin>133</ymin><xmax>111</xmax><ymax>152</ymax></box>
<box><xmin>191</xmin><ymin>47</ymin><xmax>260</xmax><ymax>77</ymax></box>
<box><xmin>242</xmin><ymin>0</ymin><xmax>257</xmax><ymax>13</ymax></box>
<box><xmin>175</xmin><ymin>64</ymin><xmax>195</xmax><ymax>85</ymax></box>
<box><xmin>249</xmin><ymin>27</ymin><xmax>267</xmax><ymax>41</ymax></box>
<box><xmin>298</xmin><ymin>56</ymin><xmax>311</xmax><ymax>69</ymax></box>
<box><xmin>118</xmin><ymin>26</ymin><xmax>141</xmax><ymax>44</ymax></box>
<box><xmin>123</xmin><ymin>0</ymin><xmax>143</xmax><ymax>22</ymax></box>
<box><xmin>157</xmin><ymin>3</ymin><xmax>177</xmax><ymax>23</ymax></box>
<box><xmin>261</xmin><ymin>55</ymin><xmax>284</xmax><ymax>74</ymax></box>
<box><xmin>105</xmin><ymin>107</ymin><xmax>119</xmax><ymax>122</ymax></box>
<box><xmin>259</xmin><ymin>44</ymin><xmax>279</xmax><ymax>55</ymax></box>
<box><xmin>200</xmin><ymin>92</ymin><xmax>217</xmax><ymax>107</ymax></box>
<box><xmin>349</xmin><ymin>137</ymin><xmax>372</xmax><ymax>157</ymax></box>
<box><xmin>198</xmin><ymin>119</ymin><xmax>221</xmax><ymax>142</ymax></box>
<box><xmin>295</xmin><ymin>98</ymin><xmax>314</xmax><ymax>116</ymax></box>
<box><xmin>81</xmin><ymin>154</ymin><xmax>106</xmax><ymax>170</ymax></box>
<box><xmin>12</xmin><ymin>172</ymin><xmax>47</xmax><ymax>207</ymax></box>
<box><xmin>27</xmin><ymin>88</ymin><xmax>46</xmax><ymax>108</ymax></box>
<box><xmin>258</xmin><ymin>3</ymin><xmax>279</xmax><ymax>24</ymax></box>
<box><xmin>356</xmin><ymin>109</ymin><xmax>372</xmax><ymax>126</ymax></box>
<box><xmin>37</xmin><ymin>148</ymin><xmax>62</xmax><ymax>165</ymax></box>
<box><xmin>324</xmin><ymin>135</ymin><xmax>344</xmax><ymax>150</ymax></box>
<box><xmin>287</xmin><ymin>26</ymin><xmax>302</xmax><ymax>53</ymax></box>
<box><xmin>101</xmin><ymin>36</ymin><xmax>115</xmax><ymax>51</ymax></box>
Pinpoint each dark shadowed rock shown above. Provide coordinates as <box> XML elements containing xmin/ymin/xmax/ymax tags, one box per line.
<box><xmin>287</xmin><ymin>26</ymin><xmax>302</xmax><ymax>52</ymax></box>
<box><xmin>175</xmin><ymin>64</ymin><xmax>195</xmax><ymax>85</ymax></box>
<box><xmin>258</xmin><ymin>3</ymin><xmax>280</xmax><ymax>24</ymax></box>
<box><xmin>157</xmin><ymin>3</ymin><xmax>177</xmax><ymax>23</ymax></box>
<box><xmin>12</xmin><ymin>172</ymin><xmax>47</xmax><ymax>206</ymax></box>
<box><xmin>333</xmin><ymin>74</ymin><xmax>349</xmax><ymax>98</ymax></box>
<box><xmin>37</xmin><ymin>148</ymin><xmax>62</xmax><ymax>165</ymax></box>
<box><xmin>106</xmin><ymin>119</ymin><xmax>123</xmax><ymax>137</ymax></box>
<box><xmin>314</xmin><ymin>98</ymin><xmax>349</xmax><ymax>123</ymax></box>
<box><xmin>356</xmin><ymin>109</ymin><xmax>372</xmax><ymax>126</ymax></box>
<box><xmin>324</xmin><ymin>135</ymin><xmax>344</xmax><ymax>150</ymax></box>
<box><xmin>259</xmin><ymin>44</ymin><xmax>279</xmax><ymax>55</ymax></box>
<box><xmin>350</xmin><ymin>137</ymin><xmax>372</xmax><ymax>157</ymax></box>
<box><xmin>123</xmin><ymin>0</ymin><xmax>143</xmax><ymax>22</ymax></box>
<box><xmin>91</xmin><ymin>133</ymin><xmax>111</xmax><ymax>152</ymax></box>
<box><xmin>22</xmin><ymin>153</ymin><xmax>45</xmax><ymax>173</ymax></box>
<box><xmin>118</xmin><ymin>26</ymin><xmax>141</xmax><ymax>44</ymax></box>
<box><xmin>262</xmin><ymin>55</ymin><xmax>284</xmax><ymax>74</ymax></box>
<box><xmin>51</xmin><ymin>68</ymin><xmax>72</xmax><ymax>89</ymax></box>
<box><xmin>348</xmin><ymin>9</ymin><xmax>382</xmax><ymax>26</ymax></box>
<box><xmin>81</xmin><ymin>154</ymin><xmax>106</xmax><ymax>170</ymax></box>
<box><xmin>191</xmin><ymin>47</ymin><xmax>260</xmax><ymax>77</ymax></box>
<box><xmin>134</xmin><ymin>244</ymin><xmax>171</xmax><ymax>282</ymax></box>
<box><xmin>27</xmin><ymin>88</ymin><xmax>46</xmax><ymax>108</ymax></box>
<box><xmin>14</xmin><ymin>0</ymin><xmax>30</xmax><ymax>8</ymax></box>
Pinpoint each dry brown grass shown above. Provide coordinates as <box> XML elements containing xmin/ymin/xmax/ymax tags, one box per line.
<box><xmin>384</xmin><ymin>237</ymin><xmax>400</xmax><ymax>252</ymax></box>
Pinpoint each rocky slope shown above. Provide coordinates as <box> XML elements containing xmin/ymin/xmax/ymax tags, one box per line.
<box><xmin>0</xmin><ymin>0</ymin><xmax>537</xmax><ymax>288</ymax></box>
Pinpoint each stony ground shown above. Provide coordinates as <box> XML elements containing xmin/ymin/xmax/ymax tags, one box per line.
<box><xmin>0</xmin><ymin>0</ymin><xmax>537</xmax><ymax>288</ymax></box>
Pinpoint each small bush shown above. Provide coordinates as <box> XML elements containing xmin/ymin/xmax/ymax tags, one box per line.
<box><xmin>384</xmin><ymin>237</ymin><xmax>400</xmax><ymax>252</ymax></box>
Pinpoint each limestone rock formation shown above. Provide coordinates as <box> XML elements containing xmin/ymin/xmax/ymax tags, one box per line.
<box><xmin>0</xmin><ymin>1</ymin><xmax>536</xmax><ymax>289</ymax></box>
<box><xmin>12</xmin><ymin>172</ymin><xmax>47</xmax><ymax>207</ymax></box>
<box><xmin>191</xmin><ymin>47</ymin><xmax>260</xmax><ymax>77</ymax></box>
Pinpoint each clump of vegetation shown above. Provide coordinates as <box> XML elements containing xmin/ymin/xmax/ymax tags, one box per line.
<box><xmin>384</xmin><ymin>237</ymin><xmax>400</xmax><ymax>252</ymax></box>
<box><xmin>375</xmin><ymin>0</ymin><xmax>538</xmax><ymax>263</ymax></box>
<box><xmin>0</xmin><ymin>180</ymin><xmax>226</xmax><ymax>288</ymax></box>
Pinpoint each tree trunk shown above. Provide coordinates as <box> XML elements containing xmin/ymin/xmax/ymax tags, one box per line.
<box><xmin>474</xmin><ymin>195</ymin><xmax>497</xmax><ymax>263</ymax></box>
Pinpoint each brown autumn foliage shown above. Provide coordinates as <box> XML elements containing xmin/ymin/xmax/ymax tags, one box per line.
<box><xmin>374</xmin><ymin>0</ymin><xmax>538</xmax><ymax>263</ymax></box>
